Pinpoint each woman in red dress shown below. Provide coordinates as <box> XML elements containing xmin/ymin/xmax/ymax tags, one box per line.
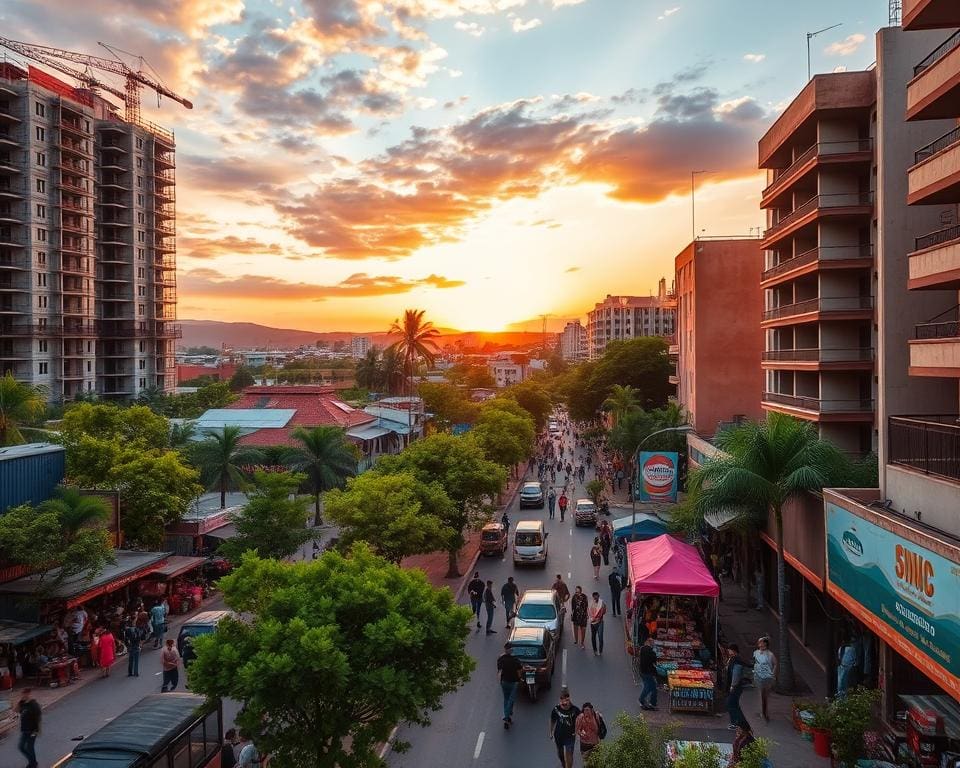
<box><xmin>97</xmin><ymin>628</ymin><xmax>116</xmax><ymax>678</ymax></box>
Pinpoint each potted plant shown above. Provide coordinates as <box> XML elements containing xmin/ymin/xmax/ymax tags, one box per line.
<box><xmin>673</xmin><ymin>743</ymin><xmax>725</xmax><ymax>768</ymax></box>
<box><xmin>738</xmin><ymin>738</ymin><xmax>773</xmax><ymax>768</ymax></box>
<box><xmin>828</xmin><ymin>687</ymin><xmax>880</xmax><ymax>767</ymax></box>
<box><xmin>809</xmin><ymin>701</ymin><xmax>833</xmax><ymax>758</ymax></box>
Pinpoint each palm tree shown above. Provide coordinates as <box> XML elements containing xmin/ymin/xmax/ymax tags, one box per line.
<box><xmin>355</xmin><ymin>347</ymin><xmax>381</xmax><ymax>390</ymax></box>
<box><xmin>0</xmin><ymin>373</ymin><xmax>47</xmax><ymax>446</ymax></box>
<box><xmin>285</xmin><ymin>426</ymin><xmax>358</xmax><ymax>526</ymax></box>
<box><xmin>379</xmin><ymin>346</ymin><xmax>405</xmax><ymax>395</ymax></box>
<box><xmin>38</xmin><ymin>486</ymin><xmax>110</xmax><ymax>542</ymax></box>
<box><xmin>602</xmin><ymin>384</ymin><xmax>640</xmax><ymax>426</ymax></box>
<box><xmin>189</xmin><ymin>426</ymin><xmax>265</xmax><ymax>509</ymax></box>
<box><xmin>688</xmin><ymin>412</ymin><xmax>848</xmax><ymax>692</ymax></box>
<box><xmin>168</xmin><ymin>421</ymin><xmax>196</xmax><ymax>451</ymax></box>
<box><xmin>388</xmin><ymin>309</ymin><xmax>440</xmax><ymax>388</ymax></box>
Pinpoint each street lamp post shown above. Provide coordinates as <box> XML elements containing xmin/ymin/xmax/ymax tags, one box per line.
<box><xmin>629</xmin><ymin>425</ymin><xmax>694</xmax><ymax>541</ymax></box>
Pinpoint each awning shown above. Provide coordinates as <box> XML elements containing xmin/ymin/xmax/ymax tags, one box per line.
<box><xmin>611</xmin><ymin>513</ymin><xmax>669</xmax><ymax>541</ymax></box>
<box><xmin>627</xmin><ymin>535</ymin><xmax>719</xmax><ymax>598</ymax></box>
<box><xmin>148</xmin><ymin>556</ymin><xmax>206</xmax><ymax>579</ymax></box>
<box><xmin>205</xmin><ymin>523</ymin><xmax>238</xmax><ymax>541</ymax></box>
<box><xmin>0</xmin><ymin>621</ymin><xmax>53</xmax><ymax>645</ymax></box>
<box><xmin>704</xmin><ymin>507</ymin><xmax>742</xmax><ymax>531</ymax></box>
<box><xmin>347</xmin><ymin>424</ymin><xmax>392</xmax><ymax>441</ymax></box>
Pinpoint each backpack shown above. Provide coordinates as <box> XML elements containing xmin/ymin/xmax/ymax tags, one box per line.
<box><xmin>597</xmin><ymin>713</ymin><xmax>608</xmax><ymax>740</ymax></box>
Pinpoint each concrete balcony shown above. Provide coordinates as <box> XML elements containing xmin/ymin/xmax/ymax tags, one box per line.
<box><xmin>904</xmin><ymin>0</ymin><xmax>960</xmax><ymax>30</ymax></box>
<box><xmin>888</xmin><ymin>415</ymin><xmax>960</xmax><ymax>483</ymax></box>
<box><xmin>762</xmin><ymin>391</ymin><xmax>874</xmax><ymax>421</ymax></box>
<box><xmin>761</xmin><ymin>295</ymin><xmax>874</xmax><ymax>328</ymax></box>
<box><xmin>906</xmin><ymin>31</ymin><xmax>960</xmax><ymax>120</ymax></box>
<box><xmin>908</xmin><ymin>126</ymin><xmax>960</xmax><ymax>205</ymax></box>
<box><xmin>761</xmin><ymin>193</ymin><xmax>873</xmax><ymax>249</ymax></box>
<box><xmin>761</xmin><ymin>140</ymin><xmax>873</xmax><ymax>209</ymax></box>
<box><xmin>761</xmin><ymin>347</ymin><xmax>874</xmax><ymax>371</ymax></box>
<box><xmin>761</xmin><ymin>245</ymin><xmax>873</xmax><ymax>288</ymax></box>
<box><xmin>909</xmin><ymin>321</ymin><xmax>960</xmax><ymax>376</ymax></box>
<box><xmin>909</xmin><ymin>225</ymin><xmax>960</xmax><ymax>289</ymax></box>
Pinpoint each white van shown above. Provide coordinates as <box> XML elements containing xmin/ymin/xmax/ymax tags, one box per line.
<box><xmin>513</xmin><ymin>520</ymin><xmax>548</xmax><ymax>567</ymax></box>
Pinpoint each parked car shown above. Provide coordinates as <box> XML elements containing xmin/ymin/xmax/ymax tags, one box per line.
<box><xmin>177</xmin><ymin>610</ymin><xmax>232</xmax><ymax>666</ymax></box>
<box><xmin>480</xmin><ymin>522</ymin><xmax>508</xmax><ymax>556</ymax></box>
<box><xmin>506</xmin><ymin>626</ymin><xmax>556</xmax><ymax>700</ymax></box>
<box><xmin>519</xmin><ymin>481</ymin><xmax>545</xmax><ymax>509</ymax></box>
<box><xmin>512</xmin><ymin>588</ymin><xmax>565</xmax><ymax>641</ymax></box>
<box><xmin>574</xmin><ymin>498</ymin><xmax>597</xmax><ymax>527</ymax></box>
<box><xmin>513</xmin><ymin>521</ymin><xmax>548</xmax><ymax>567</ymax></box>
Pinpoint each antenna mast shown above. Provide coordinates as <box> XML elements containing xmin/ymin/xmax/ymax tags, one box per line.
<box><xmin>889</xmin><ymin>0</ymin><xmax>902</xmax><ymax>25</ymax></box>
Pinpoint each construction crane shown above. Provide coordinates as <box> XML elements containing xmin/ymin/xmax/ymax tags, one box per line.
<box><xmin>0</xmin><ymin>37</ymin><xmax>192</xmax><ymax>124</ymax></box>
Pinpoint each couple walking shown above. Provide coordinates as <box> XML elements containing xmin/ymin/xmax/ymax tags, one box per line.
<box><xmin>563</xmin><ymin>577</ymin><xmax>606</xmax><ymax>655</ymax></box>
<box><xmin>468</xmin><ymin>572</ymin><xmax>520</xmax><ymax>634</ymax></box>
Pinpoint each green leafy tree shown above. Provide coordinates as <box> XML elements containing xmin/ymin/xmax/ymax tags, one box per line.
<box><xmin>388</xmin><ymin>309</ymin><xmax>440</xmax><ymax>388</ymax></box>
<box><xmin>417</xmin><ymin>382</ymin><xmax>477</xmax><ymax>432</ymax></box>
<box><xmin>376</xmin><ymin>433</ymin><xmax>506</xmax><ymax>577</ymax></box>
<box><xmin>193</xmin><ymin>382</ymin><xmax>236</xmax><ymax>411</ymax></box>
<box><xmin>585</xmin><ymin>478</ymin><xmax>605</xmax><ymax>506</ymax></box>
<box><xmin>504</xmin><ymin>380</ymin><xmax>552</xmax><ymax>430</ymax></box>
<box><xmin>228</xmin><ymin>366</ymin><xmax>256</xmax><ymax>392</ymax></box>
<box><xmin>445</xmin><ymin>363</ymin><xmax>495</xmax><ymax>389</ymax></box>
<box><xmin>608</xmin><ymin>403</ymin><xmax>688</xmax><ymax>459</ymax></box>
<box><xmin>218</xmin><ymin>472</ymin><xmax>311</xmax><ymax>562</ymax></box>
<box><xmin>285</xmin><ymin>425</ymin><xmax>358</xmax><ymax>526</ymax></box>
<box><xmin>0</xmin><ymin>373</ymin><xmax>47</xmax><ymax>446</ymax></box>
<box><xmin>471</xmin><ymin>406</ymin><xmax>534</xmax><ymax>474</ymax></box>
<box><xmin>189</xmin><ymin>426</ymin><xmax>265</xmax><ymax>509</ymax></box>
<box><xmin>324</xmin><ymin>472</ymin><xmax>454</xmax><ymax>563</ymax></box>
<box><xmin>188</xmin><ymin>546</ymin><xmax>474</xmax><ymax>768</ymax></box>
<box><xmin>602</xmin><ymin>384</ymin><xmax>641</xmax><ymax>426</ymax></box>
<box><xmin>379</xmin><ymin>346</ymin><xmax>406</xmax><ymax>394</ymax></box>
<box><xmin>60</xmin><ymin>402</ymin><xmax>170</xmax><ymax>456</ymax></box>
<box><xmin>168</xmin><ymin>421</ymin><xmax>197</xmax><ymax>451</ymax></box>
<box><xmin>687</xmin><ymin>412</ymin><xmax>851</xmax><ymax>691</ymax></box>
<box><xmin>585</xmin><ymin>712</ymin><xmax>675</xmax><ymax>768</ymax></box>
<box><xmin>355</xmin><ymin>347</ymin><xmax>382</xmax><ymax>390</ymax></box>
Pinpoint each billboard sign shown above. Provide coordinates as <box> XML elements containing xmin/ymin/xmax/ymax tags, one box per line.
<box><xmin>826</xmin><ymin>502</ymin><xmax>960</xmax><ymax>698</ymax></box>
<box><xmin>637</xmin><ymin>451</ymin><xmax>679</xmax><ymax>503</ymax></box>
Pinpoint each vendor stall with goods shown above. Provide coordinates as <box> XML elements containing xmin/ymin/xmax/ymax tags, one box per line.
<box><xmin>137</xmin><ymin>556</ymin><xmax>209</xmax><ymax>614</ymax></box>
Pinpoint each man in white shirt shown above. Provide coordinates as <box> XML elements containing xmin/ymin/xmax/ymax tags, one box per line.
<box><xmin>589</xmin><ymin>592</ymin><xmax>606</xmax><ymax>656</ymax></box>
<box><xmin>236</xmin><ymin>730</ymin><xmax>260</xmax><ymax>767</ymax></box>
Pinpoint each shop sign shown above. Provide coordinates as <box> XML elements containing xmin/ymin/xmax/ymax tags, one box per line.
<box><xmin>826</xmin><ymin>502</ymin><xmax>960</xmax><ymax>698</ymax></box>
<box><xmin>637</xmin><ymin>452</ymin><xmax>679</xmax><ymax>503</ymax></box>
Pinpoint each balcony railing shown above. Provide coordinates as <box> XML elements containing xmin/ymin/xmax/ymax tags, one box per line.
<box><xmin>764</xmin><ymin>193</ymin><xmax>873</xmax><ymax>239</ymax></box>
<box><xmin>915</xmin><ymin>224</ymin><xmax>960</xmax><ymax>252</ymax></box>
<box><xmin>763</xmin><ymin>392</ymin><xmax>874</xmax><ymax>412</ymax></box>
<box><xmin>762</xmin><ymin>295</ymin><xmax>873</xmax><ymax>321</ymax></box>
<box><xmin>763</xmin><ymin>140</ymin><xmax>873</xmax><ymax>198</ymax></box>
<box><xmin>916</xmin><ymin>320</ymin><xmax>959</xmax><ymax>339</ymax></box>
<box><xmin>762</xmin><ymin>245</ymin><xmax>872</xmax><ymax>281</ymax></box>
<box><xmin>888</xmin><ymin>415</ymin><xmax>960</xmax><ymax>482</ymax></box>
<box><xmin>761</xmin><ymin>347</ymin><xmax>874</xmax><ymax>362</ymax></box>
<box><xmin>915</xmin><ymin>126</ymin><xmax>960</xmax><ymax>164</ymax></box>
<box><xmin>914</xmin><ymin>29</ymin><xmax>960</xmax><ymax>77</ymax></box>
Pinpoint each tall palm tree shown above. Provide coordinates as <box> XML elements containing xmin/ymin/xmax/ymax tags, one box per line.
<box><xmin>602</xmin><ymin>384</ymin><xmax>640</xmax><ymax>426</ymax></box>
<box><xmin>285</xmin><ymin>426</ymin><xmax>358</xmax><ymax>526</ymax></box>
<box><xmin>388</xmin><ymin>309</ymin><xmax>440</xmax><ymax>388</ymax></box>
<box><xmin>688</xmin><ymin>412</ymin><xmax>848</xmax><ymax>692</ymax></box>
<box><xmin>168</xmin><ymin>421</ymin><xmax>197</xmax><ymax>451</ymax></box>
<box><xmin>355</xmin><ymin>347</ymin><xmax>381</xmax><ymax>390</ymax></box>
<box><xmin>189</xmin><ymin>426</ymin><xmax>265</xmax><ymax>509</ymax></box>
<box><xmin>0</xmin><ymin>373</ymin><xmax>47</xmax><ymax>446</ymax></box>
<box><xmin>379</xmin><ymin>346</ymin><xmax>405</xmax><ymax>395</ymax></box>
<box><xmin>38</xmin><ymin>486</ymin><xmax>110</xmax><ymax>542</ymax></box>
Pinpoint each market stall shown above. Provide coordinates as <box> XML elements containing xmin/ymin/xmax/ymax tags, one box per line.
<box><xmin>623</xmin><ymin>535</ymin><xmax>720</xmax><ymax>715</ymax></box>
<box><xmin>137</xmin><ymin>556</ymin><xmax>207</xmax><ymax>614</ymax></box>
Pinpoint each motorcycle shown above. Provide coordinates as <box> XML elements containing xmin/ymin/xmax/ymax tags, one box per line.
<box><xmin>522</xmin><ymin>665</ymin><xmax>539</xmax><ymax>702</ymax></box>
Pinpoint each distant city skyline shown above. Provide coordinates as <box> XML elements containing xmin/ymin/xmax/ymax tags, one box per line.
<box><xmin>2</xmin><ymin>0</ymin><xmax>885</xmax><ymax>331</ymax></box>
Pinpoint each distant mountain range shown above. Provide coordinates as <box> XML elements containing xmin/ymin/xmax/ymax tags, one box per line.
<box><xmin>178</xmin><ymin>319</ymin><xmax>552</xmax><ymax>351</ymax></box>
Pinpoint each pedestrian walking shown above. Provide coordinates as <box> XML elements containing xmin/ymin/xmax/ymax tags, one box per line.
<box><xmin>500</xmin><ymin>511</ymin><xmax>510</xmax><ymax>536</ymax></box>
<box><xmin>588</xmin><ymin>592</ymin><xmax>606</xmax><ymax>655</ymax></box>
<box><xmin>150</xmin><ymin>600</ymin><xmax>167</xmax><ymax>649</ymax></box>
<box><xmin>501</xmin><ymin>577</ymin><xmax>520</xmax><ymax>628</ymax></box>
<box><xmin>836</xmin><ymin>634</ymin><xmax>857</xmax><ymax>696</ymax></box>
<box><xmin>558</xmin><ymin>493</ymin><xmax>568</xmax><ymax>521</ymax></box>
<box><xmin>497</xmin><ymin>643</ymin><xmax>522</xmax><ymax>729</ymax></box>
<box><xmin>161</xmin><ymin>637</ymin><xmax>181</xmax><ymax>692</ymax></box>
<box><xmin>549</xmin><ymin>688</ymin><xmax>581</xmax><ymax>768</ymax></box>
<box><xmin>98</xmin><ymin>626</ymin><xmax>116</xmax><ymax>677</ymax></box>
<box><xmin>638</xmin><ymin>636</ymin><xmax>658</xmax><ymax>710</ymax></box>
<box><xmin>467</xmin><ymin>571</ymin><xmax>485</xmax><ymax>630</ymax></box>
<box><xmin>16</xmin><ymin>687</ymin><xmax>40</xmax><ymax>768</ymax></box>
<box><xmin>615</xmin><ymin>468</ymin><xmax>624</xmax><ymax>490</ymax></box>
<box><xmin>125</xmin><ymin>621</ymin><xmax>142</xmax><ymax>677</ymax></box>
<box><xmin>547</xmin><ymin>489</ymin><xmax>557</xmax><ymax>519</ymax></box>
<box><xmin>607</xmin><ymin>570</ymin><xmax>623</xmax><ymax>617</ymax></box>
<box><xmin>590</xmin><ymin>541</ymin><xmax>602</xmax><ymax>579</ymax></box>
<box><xmin>483</xmin><ymin>580</ymin><xmax>497</xmax><ymax>635</ymax></box>
<box><xmin>236</xmin><ymin>730</ymin><xmax>260</xmax><ymax>768</ymax></box>
<box><xmin>570</xmin><ymin>586</ymin><xmax>588</xmax><ymax>648</ymax></box>
<box><xmin>726</xmin><ymin>643</ymin><xmax>749</xmax><ymax>729</ymax></box>
<box><xmin>752</xmin><ymin>636</ymin><xmax>777</xmax><ymax>722</ymax></box>
<box><xmin>575</xmin><ymin>702</ymin><xmax>603</xmax><ymax>759</ymax></box>
<box><xmin>221</xmin><ymin>728</ymin><xmax>238</xmax><ymax>768</ymax></box>
<box><xmin>552</xmin><ymin>573</ymin><xmax>571</xmax><ymax>607</ymax></box>
<box><xmin>598</xmin><ymin>521</ymin><xmax>612</xmax><ymax>565</ymax></box>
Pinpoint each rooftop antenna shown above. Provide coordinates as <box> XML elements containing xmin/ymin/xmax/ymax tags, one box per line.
<box><xmin>807</xmin><ymin>23</ymin><xmax>842</xmax><ymax>81</ymax></box>
<box><xmin>889</xmin><ymin>0</ymin><xmax>902</xmax><ymax>26</ymax></box>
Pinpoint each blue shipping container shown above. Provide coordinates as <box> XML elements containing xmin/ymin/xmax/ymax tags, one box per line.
<box><xmin>0</xmin><ymin>443</ymin><xmax>66</xmax><ymax>512</ymax></box>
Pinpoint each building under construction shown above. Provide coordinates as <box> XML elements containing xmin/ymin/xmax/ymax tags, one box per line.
<box><xmin>0</xmin><ymin>55</ymin><xmax>185</xmax><ymax>401</ymax></box>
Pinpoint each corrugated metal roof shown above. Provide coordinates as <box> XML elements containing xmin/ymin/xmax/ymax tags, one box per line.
<box><xmin>0</xmin><ymin>443</ymin><xmax>65</xmax><ymax>462</ymax></box>
<box><xmin>0</xmin><ymin>550</ymin><xmax>167</xmax><ymax>599</ymax></box>
<box><xmin>194</xmin><ymin>409</ymin><xmax>295</xmax><ymax>430</ymax></box>
<box><xmin>347</xmin><ymin>424</ymin><xmax>392</xmax><ymax>440</ymax></box>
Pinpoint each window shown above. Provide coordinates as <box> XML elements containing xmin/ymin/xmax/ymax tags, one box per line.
<box><xmin>137</xmin><ymin>248</ymin><xmax>145</xmax><ymax>260</ymax></box>
<box><xmin>35</xmin><ymin>102</ymin><xmax>45</xmax><ymax>117</ymax></box>
<box><xmin>36</xmin><ymin>178</ymin><xmax>45</xmax><ymax>194</ymax></box>
<box><xmin>137</xmin><ymin>212</ymin><xmax>144</xmax><ymax>224</ymax></box>
<box><xmin>139</xmin><ymin>340</ymin><xmax>145</xmax><ymax>353</ymax></box>
<box><xmin>140</xmin><ymin>377</ymin><xmax>147</xmax><ymax>389</ymax></box>
<box><xmin>136</xmin><ymin>194</ymin><xmax>144</xmax><ymax>206</ymax></box>
<box><xmin>136</xmin><ymin>137</ymin><xmax>143</xmax><ymax>149</ymax></box>
<box><xmin>38</xmin><ymin>340</ymin><xmax>47</xmax><ymax>353</ymax></box>
<box><xmin>136</xmin><ymin>175</ymin><xmax>142</xmax><ymax>187</ymax></box>
<box><xmin>36</xmin><ymin>204</ymin><xmax>46</xmax><ymax>218</ymax></box>
<box><xmin>137</xmin><ymin>267</ymin><xmax>144</xmax><ymax>278</ymax></box>
<box><xmin>139</xmin><ymin>359</ymin><xmax>145</xmax><ymax>370</ymax></box>
<box><xmin>37</xmin><ymin>272</ymin><xmax>46</xmax><ymax>287</ymax></box>
<box><xmin>36</xmin><ymin>152</ymin><xmax>46</xmax><ymax>167</ymax></box>
<box><xmin>137</xmin><ymin>285</ymin><xmax>145</xmax><ymax>296</ymax></box>
<box><xmin>136</xmin><ymin>157</ymin><xmax>142</xmax><ymax>168</ymax></box>
<box><xmin>37</xmin><ymin>317</ymin><xmax>46</xmax><ymax>330</ymax></box>
<box><xmin>87</xmin><ymin>360</ymin><xmax>92</xmax><ymax>372</ymax></box>
<box><xmin>137</xmin><ymin>303</ymin><xmax>144</xmax><ymax>315</ymax></box>
<box><xmin>37</xmin><ymin>252</ymin><xmax>46</xmax><ymax>265</ymax></box>
<box><xmin>35</xmin><ymin>126</ymin><xmax>45</xmax><ymax>142</ymax></box>
<box><xmin>84</xmin><ymin>120</ymin><xmax>90</xmax><ymax>132</ymax></box>
<box><xmin>38</xmin><ymin>362</ymin><xmax>48</xmax><ymax>374</ymax></box>
<box><xmin>36</xmin><ymin>228</ymin><xmax>46</xmax><ymax>242</ymax></box>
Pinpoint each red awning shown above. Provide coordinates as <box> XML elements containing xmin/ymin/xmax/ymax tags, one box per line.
<box><xmin>626</xmin><ymin>535</ymin><xmax>720</xmax><ymax>598</ymax></box>
<box><xmin>66</xmin><ymin>562</ymin><xmax>164</xmax><ymax>608</ymax></box>
<box><xmin>148</xmin><ymin>556</ymin><xmax>206</xmax><ymax>580</ymax></box>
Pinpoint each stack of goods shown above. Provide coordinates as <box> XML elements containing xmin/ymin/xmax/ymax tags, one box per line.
<box><xmin>905</xmin><ymin>707</ymin><xmax>946</xmax><ymax>767</ymax></box>
<box><xmin>667</xmin><ymin>668</ymin><xmax>715</xmax><ymax>714</ymax></box>
<box><xmin>652</xmin><ymin>615</ymin><xmax>705</xmax><ymax>673</ymax></box>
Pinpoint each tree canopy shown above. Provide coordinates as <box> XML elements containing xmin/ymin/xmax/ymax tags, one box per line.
<box><xmin>188</xmin><ymin>426</ymin><xmax>265</xmax><ymax>509</ymax></box>
<box><xmin>188</xmin><ymin>546</ymin><xmax>474</xmax><ymax>768</ymax></box>
<box><xmin>285</xmin><ymin>425</ymin><xmax>358</xmax><ymax>525</ymax></box>
<box><xmin>471</xmin><ymin>404</ymin><xmax>535</xmax><ymax>471</ymax></box>
<box><xmin>503</xmin><ymin>380</ymin><xmax>552</xmax><ymax>430</ymax></box>
<box><xmin>0</xmin><ymin>373</ymin><xmax>47</xmax><ymax>446</ymax></box>
<box><xmin>417</xmin><ymin>382</ymin><xmax>477</xmax><ymax>432</ymax></box>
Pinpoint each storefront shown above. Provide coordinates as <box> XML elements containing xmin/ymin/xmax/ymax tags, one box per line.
<box><xmin>825</xmin><ymin>489</ymin><xmax>960</xmax><ymax>764</ymax></box>
<box><xmin>137</xmin><ymin>556</ymin><xmax>208</xmax><ymax>615</ymax></box>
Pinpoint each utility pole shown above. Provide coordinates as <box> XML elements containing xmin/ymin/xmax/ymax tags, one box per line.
<box><xmin>691</xmin><ymin>170</ymin><xmax>709</xmax><ymax>243</ymax></box>
<box><xmin>807</xmin><ymin>24</ymin><xmax>842</xmax><ymax>81</ymax></box>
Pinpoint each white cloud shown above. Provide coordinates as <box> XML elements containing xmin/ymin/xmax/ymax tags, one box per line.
<box><xmin>551</xmin><ymin>0</ymin><xmax>587</xmax><ymax>6</ymax></box>
<box><xmin>743</xmin><ymin>53</ymin><xmax>766</xmax><ymax>63</ymax></box>
<box><xmin>657</xmin><ymin>6</ymin><xmax>680</xmax><ymax>20</ymax></box>
<box><xmin>448</xmin><ymin>68</ymin><xmax>464</xmax><ymax>78</ymax></box>
<box><xmin>512</xmin><ymin>16</ymin><xmax>542</xmax><ymax>32</ymax></box>
<box><xmin>454</xmin><ymin>20</ymin><xmax>485</xmax><ymax>37</ymax></box>
<box><xmin>825</xmin><ymin>33</ymin><xmax>866</xmax><ymax>57</ymax></box>
<box><xmin>416</xmin><ymin>97</ymin><xmax>438</xmax><ymax>109</ymax></box>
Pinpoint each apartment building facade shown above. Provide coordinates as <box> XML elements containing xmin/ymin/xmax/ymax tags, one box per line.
<box><xmin>351</xmin><ymin>336</ymin><xmax>370</xmax><ymax>359</ymax></box>
<box><xmin>0</xmin><ymin>63</ymin><xmax>178</xmax><ymax>402</ymax></box>
<box><xmin>559</xmin><ymin>320</ymin><xmax>587</xmax><ymax>362</ymax></box>
<box><xmin>586</xmin><ymin>280</ymin><xmax>676</xmax><ymax>360</ymax></box>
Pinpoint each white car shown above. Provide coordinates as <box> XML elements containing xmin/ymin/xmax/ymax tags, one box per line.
<box><xmin>512</xmin><ymin>589</ymin><xmax>565</xmax><ymax>641</ymax></box>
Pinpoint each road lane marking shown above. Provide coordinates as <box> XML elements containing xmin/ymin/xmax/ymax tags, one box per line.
<box><xmin>567</xmin><ymin>572</ymin><xmax>571</xmax><ymax>579</ymax></box>
<box><xmin>474</xmin><ymin>731</ymin><xmax>485</xmax><ymax>759</ymax></box>
<box><xmin>379</xmin><ymin>725</ymin><xmax>399</xmax><ymax>759</ymax></box>
<box><xmin>562</xmin><ymin>648</ymin><xmax>568</xmax><ymax>685</ymax></box>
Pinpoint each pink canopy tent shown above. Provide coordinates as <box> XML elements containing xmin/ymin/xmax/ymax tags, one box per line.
<box><xmin>626</xmin><ymin>535</ymin><xmax>720</xmax><ymax>598</ymax></box>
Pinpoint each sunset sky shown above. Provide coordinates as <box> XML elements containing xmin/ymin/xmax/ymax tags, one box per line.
<box><xmin>3</xmin><ymin>0</ymin><xmax>885</xmax><ymax>332</ymax></box>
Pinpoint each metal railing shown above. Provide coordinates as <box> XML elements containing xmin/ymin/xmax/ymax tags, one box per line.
<box><xmin>915</xmin><ymin>224</ymin><xmax>960</xmax><ymax>252</ymax></box>
<box><xmin>888</xmin><ymin>415</ymin><xmax>960</xmax><ymax>483</ymax></box>
<box><xmin>914</xmin><ymin>30</ymin><xmax>960</xmax><ymax>77</ymax></box>
<box><xmin>764</xmin><ymin>193</ymin><xmax>872</xmax><ymax>239</ymax></box>
<box><xmin>762</xmin><ymin>295</ymin><xmax>873</xmax><ymax>321</ymax></box>
<box><xmin>916</xmin><ymin>320</ymin><xmax>959</xmax><ymax>339</ymax></box>
<box><xmin>761</xmin><ymin>347</ymin><xmax>874</xmax><ymax>362</ymax></box>
<box><xmin>763</xmin><ymin>392</ymin><xmax>874</xmax><ymax>412</ymax></box>
<box><xmin>915</xmin><ymin>126</ymin><xmax>960</xmax><ymax>164</ymax></box>
<box><xmin>762</xmin><ymin>245</ymin><xmax>872</xmax><ymax>281</ymax></box>
<box><xmin>764</xmin><ymin>140</ymin><xmax>873</xmax><ymax>197</ymax></box>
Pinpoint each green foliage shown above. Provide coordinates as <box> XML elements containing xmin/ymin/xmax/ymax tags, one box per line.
<box><xmin>188</xmin><ymin>546</ymin><xmax>474</xmax><ymax>768</ymax></box>
<box><xmin>737</xmin><ymin>738</ymin><xmax>772</xmax><ymax>768</ymax></box>
<box><xmin>285</xmin><ymin>425</ymin><xmax>358</xmax><ymax>523</ymax></box>
<box><xmin>152</xmin><ymin>382</ymin><xmax>237</xmax><ymax>419</ymax></box>
<box><xmin>228</xmin><ymin>366</ymin><xmax>256</xmax><ymax>392</ymax></box>
<box><xmin>585</xmin><ymin>478</ymin><xmax>605</xmax><ymax>505</ymax></box>
<box><xmin>188</xmin><ymin>426</ymin><xmax>265</xmax><ymax>509</ymax></box>
<box><xmin>504</xmin><ymin>380</ymin><xmax>553</xmax><ymax>430</ymax></box>
<box><xmin>585</xmin><ymin>712</ymin><xmax>676</xmax><ymax>768</ymax></box>
<box><xmin>217</xmin><ymin>472</ymin><xmax>312</xmax><ymax>562</ymax></box>
<box><xmin>324</xmin><ymin>472</ymin><xmax>454</xmax><ymax>563</ymax></box>
<box><xmin>0</xmin><ymin>373</ymin><xmax>48</xmax><ymax>446</ymax></box>
<box><xmin>338</xmin><ymin>386</ymin><xmax>371</xmax><ymax>403</ymax></box>
<box><xmin>471</xmin><ymin>404</ymin><xmax>535</xmax><ymax>470</ymax></box>
<box><xmin>388</xmin><ymin>309</ymin><xmax>440</xmax><ymax>381</ymax></box>
<box><xmin>444</xmin><ymin>363</ymin><xmax>495</xmax><ymax>389</ymax></box>
<box><xmin>0</xmin><ymin>489</ymin><xmax>114</xmax><ymax>593</ymax></box>
<box><xmin>417</xmin><ymin>382</ymin><xmax>478</xmax><ymax>431</ymax></box>
<box><xmin>607</xmin><ymin>404</ymin><xmax>688</xmax><ymax>459</ymax></box>
<box><xmin>828</xmin><ymin>687</ymin><xmax>879</xmax><ymax>766</ymax></box>
<box><xmin>672</xmin><ymin>743</ymin><xmax>724</xmax><ymax>768</ymax></box>
<box><xmin>60</xmin><ymin>402</ymin><xmax>170</xmax><ymax>458</ymax></box>
<box><xmin>602</xmin><ymin>384</ymin><xmax>641</xmax><ymax>425</ymax></box>
<box><xmin>181</xmin><ymin>346</ymin><xmax>219</xmax><ymax>355</ymax></box>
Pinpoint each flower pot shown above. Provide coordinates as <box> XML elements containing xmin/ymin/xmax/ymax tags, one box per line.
<box><xmin>812</xmin><ymin>727</ymin><xmax>832</xmax><ymax>758</ymax></box>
